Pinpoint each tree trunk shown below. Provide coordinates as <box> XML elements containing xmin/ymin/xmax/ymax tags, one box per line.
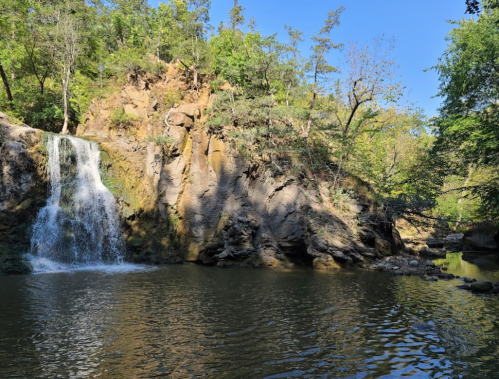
<box><xmin>0</xmin><ymin>59</ymin><xmax>14</xmax><ymax>110</ymax></box>
<box><xmin>61</xmin><ymin>67</ymin><xmax>70</xmax><ymax>134</ymax></box>
<box><xmin>456</xmin><ymin>164</ymin><xmax>475</xmax><ymax>226</ymax></box>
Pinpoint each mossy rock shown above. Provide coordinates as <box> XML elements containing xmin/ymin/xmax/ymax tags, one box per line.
<box><xmin>127</xmin><ymin>236</ymin><xmax>147</xmax><ymax>247</ymax></box>
<box><xmin>0</xmin><ymin>256</ymin><xmax>32</xmax><ymax>275</ymax></box>
<box><xmin>313</xmin><ymin>257</ymin><xmax>341</xmax><ymax>270</ymax></box>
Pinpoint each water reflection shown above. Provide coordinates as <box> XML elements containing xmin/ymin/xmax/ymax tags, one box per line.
<box><xmin>0</xmin><ymin>266</ymin><xmax>499</xmax><ymax>378</ymax></box>
<box><xmin>434</xmin><ymin>252</ymin><xmax>499</xmax><ymax>282</ymax></box>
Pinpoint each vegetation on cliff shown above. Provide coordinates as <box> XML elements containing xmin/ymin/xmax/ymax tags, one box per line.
<box><xmin>0</xmin><ymin>0</ymin><xmax>497</xmax><ymax>230</ymax></box>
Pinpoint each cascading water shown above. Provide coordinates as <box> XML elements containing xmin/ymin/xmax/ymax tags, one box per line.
<box><xmin>30</xmin><ymin>134</ymin><xmax>125</xmax><ymax>271</ymax></box>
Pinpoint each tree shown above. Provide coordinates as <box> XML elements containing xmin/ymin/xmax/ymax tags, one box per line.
<box><xmin>432</xmin><ymin>0</ymin><xmax>499</xmax><ymax>218</ymax></box>
<box><xmin>316</xmin><ymin>38</ymin><xmax>403</xmax><ymax>190</ymax></box>
<box><xmin>306</xmin><ymin>7</ymin><xmax>344</xmax><ymax>114</ymax></box>
<box><xmin>0</xmin><ymin>0</ymin><xmax>25</xmax><ymax>110</ymax></box>
<box><xmin>465</xmin><ymin>0</ymin><xmax>499</xmax><ymax>14</ymax></box>
<box><xmin>55</xmin><ymin>6</ymin><xmax>82</xmax><ymax>134</ymax></box>
<box><xmin>283</xmin><ymin>25</ymin><xmax>304</xmax><ymax>107</ymax></box>
<box><xmin>229</xmin><ymin>0</ymin><xmax>245</xmax><ymax>31</ymax></box>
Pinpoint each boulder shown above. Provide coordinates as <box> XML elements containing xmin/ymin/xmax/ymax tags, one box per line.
<box><xmin>464</xmin><ymin>234</ymin><xmax>498</xmax><ymax>251</ymax></box>
<box><xmin>409</xmin><ymin>260</ymin><xmax>419</xmax><ymax>267</ymax></box>
<box><xmin>360</xmin><ymin>248</ymin><xmax>378</xmax><ymax>258</ymax></box>
<box><xmin>375</xmin><ymin>238</ymin><xmax>392</xmax><ymax>257</ymax></box>
<box><xmin>347</xmin><ymin>250</ymin><xmax>364</xmax><ymax>263</ymax></box>
<box><xmin>470</xmin><ymin>281</ymin><xmax>493</xmax><ymax>292</ymax></box>
<box><xmin>331</xmin><ymin>250</ymin><xmax>352</xmax><ymax>264</ymax></box>
<box><xmin>426</xmin><ymin>238</ymin><xmax>444</xmax><ymax>248</ymax></box>
<box><xmin>419</xmin><ymin>246</ymin><xmax>446</xmax><ymax>257</ymax></box>
<box><xmin>443</xmin><ymin>233</ymin><xmax>464</xmax><ymax>252</ymax></box>
<box><xmin>176</xmin><ymin>103</ymin><xmax>200</xmax><ymax>119</ymax></box>
<box><xmin>464</xmin><ymin>221</ymin><xmax>497</xmax><ymax>237</ymax></box>
<box><xmin>168</xmin><ymin>111</ymin><xmax>194</xmax><ymax>128</ymax></box>
<box><xmin>313</xmin><ymin>257</ymin><xmax>341</xmax><ymax>270</ymax></box>
<box><xmin>445</xmin><ymin>233</ymin><xmax>464</xmax><ymax>241</ymax></box>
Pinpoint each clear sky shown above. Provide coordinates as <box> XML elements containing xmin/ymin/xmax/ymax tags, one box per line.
<box><xmin>148</xmin><ymin>0</ymin><xmax>471</xmax><ymax>117</ymax></box>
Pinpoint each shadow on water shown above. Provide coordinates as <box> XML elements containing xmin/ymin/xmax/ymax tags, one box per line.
<box><xmin>2</xmin><ymin>266</ymin><xmax>499</xmax><ymax>378</ymax></box>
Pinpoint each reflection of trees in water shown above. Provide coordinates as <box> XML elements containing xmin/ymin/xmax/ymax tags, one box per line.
<box><xmin>392</xmin><ymin>275</ymin><xmax>499</xmax><ymax>378</ymax></box>
<box><xmin>7</xmin><ymin>266</ymin><xmax>499</xmax><ymax>378</ymax></box>
<box><xmin>434</xmin><ymin>252</ymin><xmax>499</xmax><ymax>281</ymax></box>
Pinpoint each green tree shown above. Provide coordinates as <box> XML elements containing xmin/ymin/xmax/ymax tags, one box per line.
<box><xmin>432</xmin><ymin>1</ymin><xmax>499</xmax><ymax>218</ymax></box>
<box><xmin>229</xmin><ymin>0</ymin><xmax>245</xmax><ymax>31</ymax></box>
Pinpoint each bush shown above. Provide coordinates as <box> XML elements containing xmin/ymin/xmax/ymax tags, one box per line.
<box><xmin>109</xmin><ymin>107</ymin><xmax>140</xmax><ymax>129</ymax></box>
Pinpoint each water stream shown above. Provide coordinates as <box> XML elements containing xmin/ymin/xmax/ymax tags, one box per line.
<box><xmin>29</xmin><ymin>135</ymin><xmax>125</xmax><ymax>272</ymax></box>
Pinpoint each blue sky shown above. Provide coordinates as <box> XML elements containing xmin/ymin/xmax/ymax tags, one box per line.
<box><xmin>148</xmin><ymin>0</ymin><xmax>471</xmax><ymax>117</ymax></box>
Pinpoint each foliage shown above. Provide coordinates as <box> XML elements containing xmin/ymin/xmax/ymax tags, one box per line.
<box><xmin>0</xmin><ymin>0</ymin><xmax>494</xmax><ymax>226</ymax></box>
<box><xmin>147</xmin><ymin>135</ymin><xmax>176</xmax><ymax>145</ymax></box>
<box><xmin>109</xmin><ymin>108</ymin><xmax>140</xmax><ymax>129</ymax></box>
<box><xmin>432</xmin><ymin>1</ymin><xmax>499</xmax><ymax>219</ymax></box>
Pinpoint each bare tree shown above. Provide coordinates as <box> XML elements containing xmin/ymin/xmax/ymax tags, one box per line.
<box><xmin>56</xmin><ymin>9</ymin><xmax>81</xmax><ymax>134</ymax></box>
<box><xmin>329</xmin><ymin>38</ymin><xmax>402</xmax><ymax>190</ymax></box>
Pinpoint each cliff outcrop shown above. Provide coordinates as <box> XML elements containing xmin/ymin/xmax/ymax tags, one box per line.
<box><xmin>0</xmin><ymin>114</ymin><xmax>47</xmax><ymax>274</ymax></box>
<box><xmin>77</xmin><ymin>64</ymin><xmax>401</xmax><ymax>269</ymax></box>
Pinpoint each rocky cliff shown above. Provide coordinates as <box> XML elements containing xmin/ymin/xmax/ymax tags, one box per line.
<box><xmin>76</xmin><ymin>63</ymin><xmax>401</xmax><ymax>269</ymax></box>
<box><xmin>0</xmin><ymin>114</ymin><xmax>47</xmax><ymax>274</ymax></box>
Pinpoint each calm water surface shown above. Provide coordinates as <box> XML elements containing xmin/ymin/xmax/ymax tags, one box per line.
<box><xmin>1</xmin><ymin>256</ymin><xmax>499</xmax><ymax>378</ymax></box>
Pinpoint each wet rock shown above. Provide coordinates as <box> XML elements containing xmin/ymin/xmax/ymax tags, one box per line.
<box><xmin>425</xmin><ymin>260</ymin><xmax>435</xmax><ymax>267</ymax></box>
<box><xmin>470</xmin><ymin>281</ymin><xmax>493</xmax><ymax>292</ymax></box>
<box><xmin>463</xmin><ymin>277</ymin><xmax>476</xmax><ymax>283</ymax></box>
<box><xmin>444</xmin><ymin>234</ymin><xmax>464</xmax><ymax>252</ymax></box>
<box><xmin>313</xmin><ymin>257</ymin><xmax>341</xmax><ymax>271</ymax></box>
<box><xmin>419</xmin><ymin>246</ymin><xmax>447</xmax><ymax>258</ymax></box>
<box><xmin>457</xmin><ymin>284</ymin><xmax>471</xmax><ymax>290</ymax></box>
<box><xmin>445</xmin><ymin>233</ymin><xmax>464</xmax><ymax>241</ymax></box>
<box><xmin>426</xmin><ymin>238</ymin><xmax>444</xmax><ymax>248</ymax></box>
<box><xmin>437</xmin><ymin>273</ymin><xmax>455</xmax><ymax>280</ymax></box>
<box><xmin>409</xmin><ymin>260</ymin><xmax>419</xmax><ymax>267</ymax></box>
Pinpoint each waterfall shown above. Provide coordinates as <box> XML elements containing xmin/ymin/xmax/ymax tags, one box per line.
<box><xmin>30</xmin><ymin>135</ymin><xmax>125</xmax><ymax>269</ymax></box>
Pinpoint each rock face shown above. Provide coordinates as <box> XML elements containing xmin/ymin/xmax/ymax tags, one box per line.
<box><xmin>77</xmin><ymin>64</ymin><xmax>400</xmax><ymax>268</ymax></box>
<box><xmin>0</xmin><ymin>114</ymin><xmax>48</xmax><ymax>274</ymax></box>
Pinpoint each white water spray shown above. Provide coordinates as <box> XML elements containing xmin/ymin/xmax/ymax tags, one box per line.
<box><xmin>30</xmin><ymin>135</ymin><xmax>125</xmax><ymax>270</ymax></box>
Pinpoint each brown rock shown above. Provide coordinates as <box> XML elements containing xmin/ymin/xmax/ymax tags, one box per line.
<box><xmin>375</xmin><ymin>238</ymin><xmax>392</xmax><ymax>256</ymax></box>
<box><xmin>176</xmin><ymin>103</ymin><xmax>200</xmax><ymax>118</ymax></box>
<box><xmin>168</xmin><ymin>112</ymin><xmax>194</xmax><ymax>128</ymax></box>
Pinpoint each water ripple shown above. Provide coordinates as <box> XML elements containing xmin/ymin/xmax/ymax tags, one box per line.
<box><xmin>0</xmin><ymin>266</ymin><xmax>499</xmax><ymax>378</ymax></box>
